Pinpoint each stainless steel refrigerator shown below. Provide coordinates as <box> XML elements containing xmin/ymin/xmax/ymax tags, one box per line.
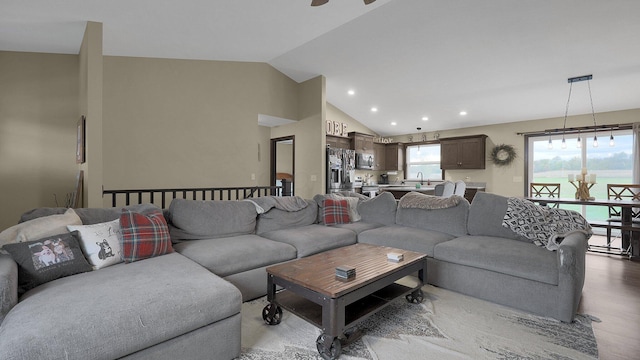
<box><xmin>326</xmin><ymin>146</ymin><xmax>356</xmax><ymax>193</ymax></box>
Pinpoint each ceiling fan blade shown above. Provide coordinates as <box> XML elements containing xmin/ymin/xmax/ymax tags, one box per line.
<box><xmin>364</xmin><ymin>0</ymin><xmax>376</xmax><ymax>4</ymax></box>
<box><xmin>311</xmin><ymin>0</ymin><xmax>329</xmax><ymax>6</ymax></box>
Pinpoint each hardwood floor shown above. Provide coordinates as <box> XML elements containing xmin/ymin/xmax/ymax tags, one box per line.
<box><xmin>579</xmin><ymin>243</ymin><xmax>640</xmax><ymax>360</ymax></box>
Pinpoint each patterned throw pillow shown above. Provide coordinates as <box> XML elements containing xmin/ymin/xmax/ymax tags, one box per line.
<box><xmin>2</xmin><ymin>232</ymin><xmax>92</xmax><ymax>293</ymax></box>
<box><xmin>119</xmin><ymin>209</ymin><xmax>173</xmax><ymax>263</ymax></box>
<box><xmin>323</xmin><ymin>199</ymin><xmax>351</xmax><ymax>225</ymax></box>
<box><xmin>67</xmin><ymin>219</ymin><xmax>123</xmax><ymax>269</ymax></box>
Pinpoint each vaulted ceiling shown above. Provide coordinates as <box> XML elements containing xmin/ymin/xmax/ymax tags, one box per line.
<box><xmin>2</xmin><ymin>0</ymin><xmax>640</xmax><ymax>136</ymax></box>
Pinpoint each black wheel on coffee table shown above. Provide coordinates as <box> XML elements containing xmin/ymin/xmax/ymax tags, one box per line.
<box><xmin>316</xmin><ymin>333</ymin><xmax>341</xmax><ymax>360</ymax></box>
<box><xmin>405</xmin><ymin>289</ymin><xmax>424</xmax><ymax>304</ymax></box>
<box><xmin>261</xmin><ymin>303</ymin><xmax>282</xmax><ymax>325</ymax></box>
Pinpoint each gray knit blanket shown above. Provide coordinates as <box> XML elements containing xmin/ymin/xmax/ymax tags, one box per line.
<box><xmin>502</xmin><ymin>197</ymin><xmax>592</xmax><ymax>251</ymax></box>
<box><xmin>243</xmin><ymin>196</ymin><xmax>308</xmax><ymax>214</ymax></box>
<box><xmin>398</xmin><ymin>192</ymin><xmax>462</xmax><ymax>209</ymax></box>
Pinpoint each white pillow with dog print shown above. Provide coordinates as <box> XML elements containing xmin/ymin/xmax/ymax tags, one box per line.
<box><xmin>68</xmin><ymin>219</ymin><xmax>123</xmax><ymax>269</ymax></box>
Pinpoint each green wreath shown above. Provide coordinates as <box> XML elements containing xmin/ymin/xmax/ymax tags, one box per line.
<box><xmin>490</xmin><ymin>144</ymin><xmax>517</xmax><ymax>167</ymax></box>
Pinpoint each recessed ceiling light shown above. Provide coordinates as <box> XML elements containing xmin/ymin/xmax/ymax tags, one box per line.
<box><xmin>348</xmin><ymin>90</ymin><xmax>355</xmax><ymax>95</ymax></box>
<box><xmin>422</xmin><ymin>116</ymin><xmax>429</xmax><ymax>121</ymax></box>
<box><xmin>371</xmin><ymin>107</ymin><xmax>378</xmax><ymax>112</ymax></box>
<box><xmin>459</xmin><ymin>111</ymin><xmax>467</xmax><ymax>116</ymax></box>
<box><xmin>391</xmin><ymin>122</ymin><xmax>397</xmax><ymax>126</ymax></box>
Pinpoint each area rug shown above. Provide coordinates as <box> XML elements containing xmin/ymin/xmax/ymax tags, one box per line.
<box><xmin>238</xmin><ymin>284</ymin><xmax>598</xmax><ymax>360</ymax></box>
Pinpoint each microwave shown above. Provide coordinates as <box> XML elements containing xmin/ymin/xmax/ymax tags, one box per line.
<box><xmin>356</xmin><ymin>153</ymin><xmax>374</xmax><ymax>170</ymax></box>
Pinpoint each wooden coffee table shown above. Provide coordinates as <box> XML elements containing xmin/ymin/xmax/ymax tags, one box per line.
<box><xmin>262</xmin><ymin>243</ymin><xmax>427</xmax><ymax>360</ymax></box>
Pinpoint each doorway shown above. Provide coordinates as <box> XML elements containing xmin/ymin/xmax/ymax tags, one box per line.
<box><xmin>271</xmin><ymin>136</ymin><xmax>295</xmax><ymax>196</ymax></box>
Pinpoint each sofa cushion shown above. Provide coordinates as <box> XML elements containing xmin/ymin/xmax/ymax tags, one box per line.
<box><xmin>358</xmin><ymin>225</ymin><xmax>455</xmax><ymax>257</ymax></box>
<box><xmin>67</xmin><ymin>219</ymin><xmax>123</xmax><ymax>269</ymax></box>
<box><xmin>323</xmin><ymin>198</ymin><xmax>351</xmax><ymax>225</ymax></box>
<box><xmin>467</xmin><ymin>192</ymin><xmax>525</xmax><ymax>241</ymax></box>
<box><xmin>119</xmin><ymin>209</ymin><xmax>173</xmax><ymax>263</ymax></box>
<box><xmin>0</xmin><ymin>252</ymin><xmax>241</xmax><ymax>360</ymax></box>
<box><xmin>333</xmin><ymin>221</ymin><xmax>383</xmax><ymax>234</ymax></box>
<box><xmin>2</xmin><ymin>232</ymin><xmax>92</xmax><ymax>293</ymax></box>
<box><xmin>396</xmin><ymin>198</ymin><xmax>469</xmax><ymax>236</ymax></box>
<box><xmin>255</xmin><ymin>199</ymin><xmax>318</xmax><ymax>234</ymax></box>
<box><xmin>434</xmin><ymin>235</ymin><xmax>559</xmax><ymax>285</ymax></box>
<box><xmin>0</xmin><ymin>208</ymin><xmax>81</xmax><ymax>248</ymax></box>
<box><xmin>260</xmin><ymin>224</ymin><xmax>357</xmax><ymax>258</ymax></box>
<box><xmin>168</xmin><ymin>199</ymin><xmax>257</xmax><ymax>241</ymax></box>
<box><xmin>172</xmin><ymin>235</ymin><xmax>296</xmax><ymax>277</ymax></box>
<box><xmin>357</xmin><ymin>191</ymin><xmax>398</xmax><ymax>226</ymax></box>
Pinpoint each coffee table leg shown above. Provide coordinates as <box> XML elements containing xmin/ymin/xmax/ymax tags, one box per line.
<box><xmin>405</xmin><ymin>288</ymin><xmax>424</xmax><ymax>304</ymax></box>
<box><xmin>263</xmin><ymin>274</ymin><xmax>282</xmax><ymax>325</ymax></box>
<box><xmin>406</xmin><ymin>261</ymin><xmax>426</xmax><ymax>304</ymax></box>
<box><xmin>317</xmin><ymin>297</ymin><xmax>344</xmax><ymax>359</ymax></box>
<box><xmin>316</xmin><ymin>334</ymin><xmax>341</xmax><ymax>360</ymax></box>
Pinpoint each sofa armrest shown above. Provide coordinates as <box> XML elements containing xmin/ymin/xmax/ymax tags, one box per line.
<box><xmin>557</xmin><ymin>233</ymin><xmax>588</xmax><ymax>275</ymax></box>
<box><xmin>556</xmin><ymin>232</ymin><xmax>589</xmax><ymax>322</ymax></box>
<box><xmin>0</xmin><ymin>254</ymin><xmax>18</xmax><ymax>324</ymax></box>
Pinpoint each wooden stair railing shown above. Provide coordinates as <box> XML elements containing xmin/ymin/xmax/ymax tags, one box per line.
<box><xmin>103</xmin><ymin>185</ymin><xmax>283</xmax><ymax>209</ymax></box>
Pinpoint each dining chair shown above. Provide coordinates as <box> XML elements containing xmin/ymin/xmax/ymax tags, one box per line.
<box><xmin>602</xmin><ymin>184</ymin><xmax>640</xmax><ymax>249</ymax></box>
<box><xmin>529</xmin><ymin>183</ymin><xmax>561</xmax><ymax>208</ymax></box>
<box><xmin>607</xmin><ymin>184</ymin><xmax>640</xmax><ymax>220</ymax></box>
<box><xmin>434</xmin><ymin>181</ymin><xmax>455</xmax><ymax>197</ymax></box>
<box><xmin>442</xmin><ymin>181</ymin><xmax>455</xmax><ymax>197</ymax></box>
<box><xmin>453</xmin><ymin>180</ymin><xmax>466</xmax><ymax>197</ymax></box>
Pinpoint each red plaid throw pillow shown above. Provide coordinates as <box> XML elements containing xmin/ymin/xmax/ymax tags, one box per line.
<box><xmin>119</xmin><ymin>209</ymin><xmax>173</xmax><ymax>263</ymax></box>
<box><xmin>323</xmin><ymin>198</ymin><xmax>351</xmax><ymax>225</ymax></box>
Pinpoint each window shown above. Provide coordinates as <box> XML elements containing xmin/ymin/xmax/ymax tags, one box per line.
<box><xmin>405</xmin><ymin>143</ymin><xmax>442</xmax><ymax>181</ymax></box>
<box><xmin>527</xmin><ymin>129</ymin><xmax>634</xmax><ymax>223</ymax></box>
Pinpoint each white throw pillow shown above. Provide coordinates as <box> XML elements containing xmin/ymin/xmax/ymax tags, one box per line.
<box><xmin>0</xmin><ymin>208</ymin><xmax>82</xmax><ymax>248</ymax></box>
<box><xmin>344</xmin><ymin>197</ymin><xmax>361</xmax><ymax>222</ymax></box>
<box><xmin>67</xmin><ymin>219</ymin><xmax>123</xmax><ymax>269</ymax></box>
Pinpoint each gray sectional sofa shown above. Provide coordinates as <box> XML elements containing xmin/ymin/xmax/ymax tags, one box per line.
<box><xmin>0</xmin><ymin>191</ymin><xmax>589</xmax><ymax>360</ymax></box>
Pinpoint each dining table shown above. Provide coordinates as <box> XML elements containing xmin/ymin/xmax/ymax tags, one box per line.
<box><xmin>525</xmin><ymin>197</ymin><xmax>640</xmax><ymax>258</ymax></box>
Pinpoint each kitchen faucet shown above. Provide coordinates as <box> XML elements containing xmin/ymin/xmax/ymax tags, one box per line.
<box><xmin>416</xmin><ymin>171</ymin><xmax>424</xmax><ymax>185</ymax></box>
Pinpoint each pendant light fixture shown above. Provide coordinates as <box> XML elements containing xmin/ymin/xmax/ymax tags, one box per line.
<box><xmin>562</xmin><ymin>74</ymin><xmax>600</xmax><ymax>148</ymax></box>
<box><xmin>609</xmin><ymin>128</ymin><xmax>615</xmax><ymax>147</ymax></box>
<box><xmin>586</xmin><ymin>78</ymin><xmax>599</xmax><ymax>147</ymax></box>
<box><xmin>576</xmin><ymin>129</ymin><xmax>582</xmax><ymax>148</ymax></box>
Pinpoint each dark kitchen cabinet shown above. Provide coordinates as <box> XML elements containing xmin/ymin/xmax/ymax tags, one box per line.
<box><xmin>373</xmin><ymin>143</ymin><xmax>386</xmax><ymax>170</ymax></box>
<box><xmin>349</xmin><ymin>132</ymin><xmax>374</xmax><ymax>154</ymax></box>
<box><xmin>440</xmin><ymin>135</ymin><xmax>487</xmax><ymax>169</ymax></box>
<box><xmin>326</xmin><ymin>135</ymin><xmax>352</xmax><ymax>149</ymax></box>
<box><xmin>385</xmin><ymin>143</ymin><xmax>404</xmax><ymax>171</ymax></box>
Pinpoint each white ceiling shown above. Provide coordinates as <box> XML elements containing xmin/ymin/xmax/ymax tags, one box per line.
<box><xmin>2</xmin><ymin>0</ymin><xmax>640</xmax><ymax>136</ymax></box>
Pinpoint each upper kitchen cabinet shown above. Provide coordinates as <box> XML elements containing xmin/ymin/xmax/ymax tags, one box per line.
<box><xmin>349</xmin><ymin>132</ymin><xmax>374</xmax><ymax>154</ymax></box>
<box><xmin>385</xmin><ymin>143</ymin><xmax>404</xmax><ymax>171</ymax></box>
<box><xmin>373</xmin><ymin>143</ymin><xmax>386</xmax><ymax>170</ymax></box>
<box><xmin>326</xmin><ymin>135</ymin><xmax>352</xmax><ymax>149</ymax></box>
<box><xmin>440</xmin><ymin>135</ymin><xmax>487</xmax><ymax>169</ymax></box>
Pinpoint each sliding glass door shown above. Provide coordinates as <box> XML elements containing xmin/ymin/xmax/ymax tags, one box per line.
<box><xmin>527</xmin><ymin>129</ymin><xmax>634</xmax><ymax>223</ymax></box>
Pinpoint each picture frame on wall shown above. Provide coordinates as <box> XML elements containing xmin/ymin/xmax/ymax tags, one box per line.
<box><xmin>76</xmin><ymin>115</ymin><xmax>85</xmax><ymax>164</ymax></box>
